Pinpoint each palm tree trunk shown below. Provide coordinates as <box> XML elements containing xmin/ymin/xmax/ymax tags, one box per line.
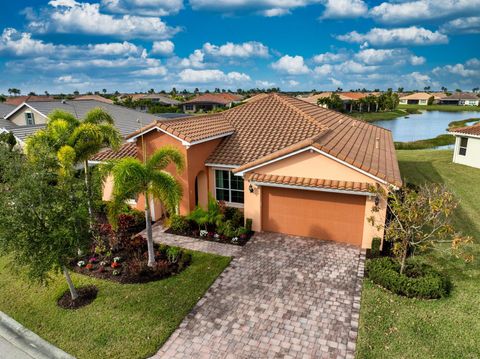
<box><xmin>144</xmin><ymin>192</ymin><xmax>156</xmax><ymax>267</ymax></box>
<box><xmin>63</xmin><ymin>266</ymin><xmax>78</xmax><ymax>300</ymax></box>
<box><xmin>84</xmin><ymin>160</ymin><xmax>94</xmax><ymax>227</ymax></box>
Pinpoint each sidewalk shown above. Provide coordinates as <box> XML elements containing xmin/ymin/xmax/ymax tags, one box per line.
<box><xmin>0</xmin><ymin>311</ymin><xmax>75</xmax><ymax>359</ymax></box>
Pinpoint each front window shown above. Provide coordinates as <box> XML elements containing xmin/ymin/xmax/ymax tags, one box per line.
<box><xmin>215</xmin><ymin>170</ymin><xmax>244</xmax><ymax>204</ymax></box>
<box><xmin>185</xmin><ymin>104</ymin><xmax>194</xmax><ymax>111</ymax></box>
<box><xmin>25</xmin><ymin>112</ymin><xmax>35</xmax><ymax>125</ymax></box>
<box><xmin>459</xmin><ymin>137</ymin><xmax>468</xmax><ymax>156</ymax></box>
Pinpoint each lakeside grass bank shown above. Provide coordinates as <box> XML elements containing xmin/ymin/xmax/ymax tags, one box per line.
<box><xmin>399</xmin><ymin>104</ymin><xmax>480</xmax><ymax>112</ymax></box>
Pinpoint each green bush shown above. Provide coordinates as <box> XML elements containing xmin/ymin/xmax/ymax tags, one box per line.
<box><xmin>245</xmin><ymin>218</ymin><xmax>253</xmax><ymax>232</ymax></box>
<box><xmin>217</xmin><ymin>220</ymin><xmax>237</xmax><ymax>238</ymax></box>
<box><xmin>371</xmin><ymin>237</ymin><xmax>381</xmax><ymax>257</ymax></box>
<box><xmin>170</xmin><ymin>214</ymin><xmax>189</xmax><ymax>234</ymax></box>
<box><xmin>366</xmin><ymin>257</ymin><xmax>451</xmax><ymax>299</ymax></box>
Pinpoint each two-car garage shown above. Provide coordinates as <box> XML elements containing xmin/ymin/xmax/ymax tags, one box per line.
<box><xmin>261</xmin><ymin>186</ymin><xmax>367</xmax><ymax>246</ymax></box>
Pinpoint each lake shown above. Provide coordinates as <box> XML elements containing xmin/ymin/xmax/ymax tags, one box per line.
<box><xmin>374</xmin><ymin>110</ymin><xmax>480</xmax><ymax>142</ymax></box>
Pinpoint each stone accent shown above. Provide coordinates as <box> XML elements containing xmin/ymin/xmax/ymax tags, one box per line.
<box><xmin>153</xmin><ymin>233</ymin><xmax>365</xmax><ymax>359</ymax></box>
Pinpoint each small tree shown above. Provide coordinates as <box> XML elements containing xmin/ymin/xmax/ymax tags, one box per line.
<box><xmin>102</xmin><ymin>146</ymin><xmax>184</xmax><ymax>267</ymax></box>
<box><xmin>369</xmin><ymin>183</ymin><xmax>472</xmax><ymax>274</ymax></box>
<box><xmin>0</xmin><ymin>147</ymin><xmax>89</xmax><ymax>300</ymax></box>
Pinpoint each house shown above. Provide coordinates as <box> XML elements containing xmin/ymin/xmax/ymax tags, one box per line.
<box><xmin>0</xmin><ymin>99</ymin><xmax>164</xmax><ymax>145</ymax></box>
<box><xmin>103</xmin><ymin>93</ymin><xmax>401</xmax><ymax>249</ymax></box>
<box><xmin>182</xmin><ymin>93</ymin><xmax>243</xmax><ymax>112</ymax></box>
<box><xmin>298</xmin><ymin>92</ymin><xmax>373</xmax><ymax>112</ymax></box>
<box><xmin>440</xmin><ymin>93</ymin><xmax>480</xmax><ymax>106</ymax></box>
<box><xmin>449</xmin><ymin>122</ymin><xmax>480</xmax><ymax>169</ymax></box>
<box><xmin>5</xmin><ymin>95</ymin><xmax>55</xmax><ymax>106</ymax></box>
<box><xmin>119</xmin><ymin>93</ymin><xmax>182</xmax><ymax>112</ymax></box>
<box><xmin>399</xmin><ymin>92</ymin><xmax>434</xmax><ymax>105</ymax></box>
<box><xmin>0</xmin><ymin>103</ymin><xmax>15</xmax><ymax>119</ymax></box>
<box><xmin>74</xmin><ymin>94</ymin><xmax>114</xmax><ymax>104</ymax></box>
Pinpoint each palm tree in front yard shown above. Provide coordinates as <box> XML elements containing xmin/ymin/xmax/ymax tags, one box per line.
<box><xmin>102</xmin><ymin>146</ymin><xmax>184</xmax><ymax>267</ymax></box>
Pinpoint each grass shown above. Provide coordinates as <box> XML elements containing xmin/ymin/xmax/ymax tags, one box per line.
<box><xmin>399</xmin><ymin>104</ymin><xmax>480</xmax><ymax>112</ymax></box>
<box><xmin>0</xmin><ymin>251</ymin><xmax>230</xmax><ymax>359</ymax></box>
<box><xmin>350</xmin><ymin>108</ymin><xmax>419</xmax><ymax>122</ymax></box>
<box><xmin>357</xmin><ymin>150</ymin><xmax>480</xmax><ymax>359</ymax></box>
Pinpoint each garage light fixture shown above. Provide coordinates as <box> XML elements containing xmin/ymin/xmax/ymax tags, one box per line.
<box><xmin>249</xmin><ymin>184</ymin><xmax>254</xmax><ymax>193</ymax></box>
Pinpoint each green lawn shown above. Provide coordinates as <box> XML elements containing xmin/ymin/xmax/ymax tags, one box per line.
<box><xmin>350</xmin><ymin>109</ymin><xmax>416</xmax><ymax>122</ymax></box>
<box><xmin>357</xmin><ymin>150</ymin><xmax>480</xmax><ymax>359</ymax></box>
<box><xmin>0</xmin><ymin>252</ymin><xmax>230</xmax><ymax>359</ymax></box>
<box><xmin>399</xmin><ymin>104</ymin><xmax>480</xmax><ymax>112</ymax></box>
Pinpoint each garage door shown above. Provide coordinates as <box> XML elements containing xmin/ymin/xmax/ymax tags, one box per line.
<box><xmin>262</xmin><ymin>186</ymin><xmax>366</xmax><ymax>246</ymax></box>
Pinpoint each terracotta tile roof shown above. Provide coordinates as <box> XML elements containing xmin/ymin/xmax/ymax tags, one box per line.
<box><xmin>243</xmin><ymin>93</ymin><xmax>270</xmax><ymax>103</ymax></box>
<box><xmin>214</xmin><ymin>94</ymin><xmax>402</xmax><ymax>187</ymax></box>
<box><xmin>5</xmin><ymin>95</ymin><xmax>55</xmax><ymax>106</ymax></box>
<box><xmin>449</xmin><ymin>122</ymin><xmax>480</xmax><ymax>136</ymax></box>
<box><xmin>248</xmin><ymin>173</ymin><xmax>372</xmax><ymax>193</ymax></box>
<box><xmin>183</xmin><ymin>93</ymin><xmax>243</xmax><ymax>105</ymax></box>
<box><xmin>400</xmin><ymin>92</ymin><xmax>433</xmax><ymax>100</ymax></box>
<box><xmin>91</xmin><ymin>142</ymin><xmax>137</xmax><ymax>162</ymax></box>
<box><xmin>443</xmin><ymin>92</ymin><xmax>479</xmax><ymax>100</ymax></box>
<box><xmin>126</xmin><ymin>112</ymin><xmax>235</xmax><ymax>143</ymax></box>
<box><xmin>73</xmin><ymin>95</ymin><xmax>113</xmax><ymax>104</ymax></box>
<box><xmin>341</xmin><ymin>92</ymin><xmax>369</xmax><ymax>100</ymax></box>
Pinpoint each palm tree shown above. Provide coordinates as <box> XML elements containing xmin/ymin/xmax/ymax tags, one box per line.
<box><xmin>103</xmin><ymin>146</ymin><xmax>184</xmax><ymax>266</ymax></box>
<box><xmin>26</xmin><ymin>108</ymin><xmax>121</xmax><ymax>224</ymax></box>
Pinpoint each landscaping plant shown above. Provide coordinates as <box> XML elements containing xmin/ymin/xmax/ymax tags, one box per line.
<box><xmin>369</xmin><ymin>183</ymin><xmax>473</xmax><ymax>274</ymax></box>
<box><xmin>0</xmin><ymin>145</ymin><xmax>90</xmax><ymax>302</ymax></box>
<box><xmin>102</xmin><ymin>146</ymin><xmax>184</xmax><ymax>267</ymax></box>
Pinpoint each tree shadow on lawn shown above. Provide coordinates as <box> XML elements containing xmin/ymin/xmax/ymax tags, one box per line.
<box><xmin>398</xmin><ymin>160</ymin><xmax>480</xmax><ymax>282</ymax></box>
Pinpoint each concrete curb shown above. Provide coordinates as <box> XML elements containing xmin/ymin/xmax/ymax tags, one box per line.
<box><xmin>0</xmin><ymin>311</ymin><xmax>75</xmax><ymax>359</ymax></box>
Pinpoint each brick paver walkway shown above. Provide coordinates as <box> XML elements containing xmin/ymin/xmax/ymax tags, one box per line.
<box><xmin>148</xmin><ymin>224</ymin><xmax>243</xmax><ymax>257</ymax></box>
<box><xmin>154</xmin><ymin>233</ymin><xmax>365</xmax><ymax>359</ymax></box>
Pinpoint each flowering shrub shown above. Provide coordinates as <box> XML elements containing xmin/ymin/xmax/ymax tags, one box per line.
<box><xmin>231</xmin><ymin>237</ymin><xmax>239</xmax><ymax>243</ymax></box>
<box><xmin>200</xmin><ymin>230</ymin><xmax>208</xmax><ymax>237</ymax></box>
<box><xmin>111</xmin><ymin>261</ymin><xmax>121</xmax><ymax>269</ymax></box>
<box><xmin>86</xmin><ymin>263</ymin><xmax>94</xmax><ymax>270</ymax></box>
<box><xmin>77</xmin><ymin>260</ymin><xmax>86</xmax><ymax>267</ymax></box>
<box><xmin>113</xmin><ymin>256</ymin><xmax>121</xmax><ymax>263</ymax></box>
<box><xmin>88</xmin><ymin>257</ymin><xmax>97</xmax><ymax>264</ymax></box>
<box><xmin>112</xmin><ymin>270</ymin><xmax>120</xmax><ymax>276</ymax></box>
<box><xmin>99</xmin><ymin>260</ymin><xmax>108</xmax><ymax>267</ymax></box>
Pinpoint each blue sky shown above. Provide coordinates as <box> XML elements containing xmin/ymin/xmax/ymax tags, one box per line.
<box><xmin>0</xmin><ymin>0</ymin><xmax>479</xmax><ymax>93</ymax></box>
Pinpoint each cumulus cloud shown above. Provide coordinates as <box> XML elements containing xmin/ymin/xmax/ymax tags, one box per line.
<box><xmin>178</xmin><ymin>69</ymin><xmax>250</xmax><ymax>83</ymax></box>
<box><xmin>321</xmin><ymin>0</ymin><xmax>367</xmax><ymax>19</ymax></box>
<box><xmin>151</xmin><ymin>40</ymin><xmax>175</xmax><ymax>55</ymax></box>
<box><xmin>337</xmin><ymin>26</ymin><xmax>448</xmax><ymax>47</ymax></box>
<box><xmin>28</xmin><ymin>1</ymin><xmax>179</xmax><ymax>40</ymax></box>
<box><xmin>132</xmin><ymin>66</ymin><xmax>168</xmax><ymax>76</ymax></box>
<box><xmin>370</xmin><ymin>0</ymin><xmax>480</xmax><ymax>24</ymax></box>
<box><xmin>402</xmin><ymin>72</ymin><xmax>433</xmax><ymax>89</ymax></box>
<box><xmin>313</xmin><ymin>51</ymin><xmax>347</xmax><ymax>64</ymax></box>
<box><xmin>189</xmin><ymin>0</ymin><xmax>321</xmax><ymax>17</ymax></box>
<box><xmin>440</xmin><ymin>16</ymin><xmax>480</xmax><ymax>34</ymax></box>
<box><xmin>355</xmin><ymin>48</ymin><xmax>425</xmax><ymax>66</ymax></box>
<box><xmin>202</xmin><ymin>41</ymin><xmax>269</xmax><ymax>58</ymax></box>
<box><xmin>0</xmin><ymin>28</ymin><xmax>55</xmax><ymax>56</ymax></box>
<box><xmin>179</xmin><ymin>49</ymin><xmax>205</xmax><ymax>68</ymax></box>
<box><xmin>101</xmin><ymin>0</ymin><xmax>184</xmax><ymax>16</ymax></box>
<box><xmin>313</xmin><ymin>64</ymin><xmax>333</xmax><ymax>76</ymax></box>
<box><xmin>256</xmin><ymin>80</ymin><xmax>276</xmax><ymax>87</ymax></box>
<box><xmin>433</xmin><ymin>61</ymin><xmax>480</xmax><ymax>77</ymax></box>
<box><xmin>271</xmin><ymin>55</ymin><xmax>310</xmax><ymax>75</ymax></box>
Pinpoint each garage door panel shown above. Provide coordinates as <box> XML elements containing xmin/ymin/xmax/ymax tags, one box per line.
<box><xmin>262</xmin><ymin>187</ymin><xmax>365</xmax><ymax>246</ymax></box>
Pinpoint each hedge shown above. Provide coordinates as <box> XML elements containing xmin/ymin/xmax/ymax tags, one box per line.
<box><xmin>366</xmin><ymin>257</ymin><xmax>451</xmax><ymax>299</ymax></box>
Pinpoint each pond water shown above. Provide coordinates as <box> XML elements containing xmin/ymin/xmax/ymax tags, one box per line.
<box><xmin>374</xmin><ymin>110</ymin><xmax>480</xmax><ymax>142</ymax></box>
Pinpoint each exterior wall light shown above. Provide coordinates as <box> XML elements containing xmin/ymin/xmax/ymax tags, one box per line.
<box><xmin>249</xmin><ymin>184</ymin><xmax>254</xmax><ymax>193</ymax></box>
<box><xmin>374</xmin><ymin>195</ymin><xmax>380</xmax><ymax>206</ymax></box>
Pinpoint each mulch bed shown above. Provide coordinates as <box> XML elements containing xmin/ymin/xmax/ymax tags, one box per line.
<box><xmin>57</xmin><ymin>285</ymin><xmax>98</xmax><ymax>309</ymax></box>
<box><xmin>165</xmin><ymin>228</ymin><xmax>253</xmax><ymax>246</ymax></box>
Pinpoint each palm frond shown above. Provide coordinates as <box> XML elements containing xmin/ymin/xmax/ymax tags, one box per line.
<box><xmin>69</xmin><ymin>123</ymin><xmax>104</xmax><ymax>160</ymax></box>
<box><xmin>149</xmin><ymin>170</ymin><xmax>183</xmax><ymax>215</ymax></box>
<box><xmin>47</xmin><ymin>109</ymin><xmax>80</xmax><ymax>130</ymax></box>
<box><xmin>110</xmin><ymin>157</ymin><xmax>147</xmax><ymax>201</ymax></box>
<box><xmin>83</xmin><ymin>108</ymin><xmax>114</xmax><ymax>125</ymax></box>
<box><xmin>97</xmin><ymin>123</ymin><xmax>122</xmax><ymax>151</ymax></box>
<box><xmin>146</xmin><ymin>145</ymin><xmax>185</xmax><ymax>173</ymax></box>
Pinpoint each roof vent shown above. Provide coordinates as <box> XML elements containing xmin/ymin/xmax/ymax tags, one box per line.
<box><xmin>375</xmin><ymin>137</ymin><xmax>380</xmax><ymax>149</ymax></box>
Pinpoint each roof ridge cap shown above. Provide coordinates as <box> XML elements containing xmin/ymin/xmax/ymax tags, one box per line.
<box><xmin>274</xmin><ymin>94</ymin><xmax>329</xmax><ymax>132</ymax></box>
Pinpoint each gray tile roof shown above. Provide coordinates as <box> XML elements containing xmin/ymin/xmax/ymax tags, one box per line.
<box><xmin>0</xmin><ymin>118</ymin><xmax>18</xmax><ymax>130</ymax></box>
<box><xmin>9</xmin><ymin>124</ymin><xmax>46</xmax><ymax>142</ymax></box>
<box><xmin>21</xmin><ymin>100</ymin><xmax>161</xmax><ymax>137</ymax></box>
<box><xmin>443</xmin><ymin>93</ymin><xmax>479</xmax><ymax>100</ymax></box>
<box><xmin>0</xmin><ymin>103</ymin><xmax>15</xmax><ymax>119</ymax></box>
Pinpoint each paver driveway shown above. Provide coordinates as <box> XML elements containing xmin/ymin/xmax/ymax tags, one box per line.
<box><xmin>154</xmin><ymin>233</ymin><xmax>365</xmax><ymax>359</ymax></box>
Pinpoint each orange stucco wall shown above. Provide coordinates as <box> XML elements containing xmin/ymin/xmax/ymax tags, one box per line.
<box><xmin>243</xmin><ymin>149</ymin><xmax>388</xmax><ymax>249</ymax></box>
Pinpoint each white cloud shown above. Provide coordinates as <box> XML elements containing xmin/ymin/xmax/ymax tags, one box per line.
<box><xmin>0</xmin><ymin>28</ymin><xmax>55</xmax><ymax>56</ymax></box>
<box><xmin>321</xmin><ymin>0</ymin><xmax>367</xmax><ymax>19</ymax></box>
<box><xmin>55</xmin><ymin>75</ymin><xmax>79</xmax><ymax>83</ymax></box>
<box><xmin>101</xmin><ymin>0</ymin><xmax>184</xmax><ymax>16</ymax></box>
<box><xmin>433</xmin><ymin>62</ymin><xmax>480</xmax><ymax>77</ymax></box>
<box><xmin>189</xmin><ymin>0</ymin><xmax>321</xmax><ymax>17</ymax></box>
<box><xmin>355</xmin><ymin>48</ymin><xmax>425</xmax><ymax>66</ymax></box>
<box><xmin>313</xmin><ymin>64</ymin><xmax>333</xmax><ymax>76</ymax></box>
<box><xmin>402</xmin><ymin>72</ymin><xmax>432</xmax><ymax>89</ymax></box>
<box><xmin>337</xmin><ymin>26</ymin><xmax>448</xmax><ymax>47</ymax></box>
<box><xmin>178</xmin><ymin>69</ymin><xmax>250</xmax><ymax>83</ymax></box>
<box><xmin>271</xmin><ymin>55</ymin><xmax>310</xmax><ymax>75</ymax></box>
<box><xmin>29</xmin><ymin>1</ymin><xmax>179</xmax><ymax>40</ymax></box>
<box><xmin>203</xmin><ymin>41</ymin><xmax>269</xmax><ymax>58</ymax></box>
<box><xmin>466</xmin><ymin>58</ymin><xmax>480</xmax><ymax>67</ymax></box>
<box><xmin>151</xmin><ymin>40</ymin><xmax>175</xmax><ymax>55</ymax></box>
<box><xmin>313</xmin><ymin>51</ymin><xmax>347</xmax><ymax>63</ymax></box>
<box><xmin>335</xmin><ymin>60</ymin><xmax>378</xmax><ymax>74</ymax></box>
<box><xmin>132</xmin><ymin>66</ymin><xmax>168</xmax><ymax>76</ymax></box>
<box><xmin>440</xmin><ymin>16</ymin><xmax>480</xmax><ymax>34</ymax></box>
<box><xmin>88</xmin><ymin>41</ymin><xmax>141</xmax><ymax>56</ymax></box>
<box><xmin>179</xmin><ymin>49</ymin><xmax>205</xmax><ymax>68</ymax></box>
<box><xmin>370</xmin><ymin>0</ymin><xmax>480</xmax><ymax>24</ymax></box>
<box><xmin>329</xmin><ymin>77</ymin><xmax>343</xmax><ymax>87</ymax></box>
<box><xmin>256</xmin><ymin>80</ymin><xmax>276</xmax><ymax>87</ymax></box>
<box><xmin>288</xmin><ymin>80</ymin><xmax>300</xmax><ymax>87</ymax></box>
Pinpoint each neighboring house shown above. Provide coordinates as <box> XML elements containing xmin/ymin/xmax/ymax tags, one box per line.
<box><xmin>105</xmin><ymin>93</ymin><xmax>401</xmax><ymax>249</ymax></box>
<box><xmin>119</xmin><ymin>93</ymin><xmax>182</xmax><ymax>112</ymax></box>
<box><xmin>0</xmin><ymin>103</ymin><xmax>15</xmax><ymax>119</ymax></box>
<box><xmin>449</xmin><ymin>122</ymin><xmax>480</xmax><ymax>169</ymax></box>
<box><xmin>182</xmin><ymin>93</ymin><xmax>243</xmax><ymax>112</ymax></box>
<box><xmin>399</xmin><ymin>92</ymin><xmax>434</xmax><ymax>105</ymax></box>
<box><xmin>5</xmin><ymin>95</ymin><xmax>55</xmax><ymax>106</ymax></box>
<box><xmin>298</xmin><ymin>92</ymin><xmax>372</xmax><ymax>112</ymax></box>
<box><xmin>74</xmin><ymin>94</ymin><xmax>114</xmax><ymax>104</ymax></box>
<box><xmin>0</xmin><ymin>99</ymin><xmax>164</xmax><ymax>145</ymax></box>
<box><xmin>440</xmin><ymin>93</ymin><xmax>480</xmax><ymax>106</ymax></box>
